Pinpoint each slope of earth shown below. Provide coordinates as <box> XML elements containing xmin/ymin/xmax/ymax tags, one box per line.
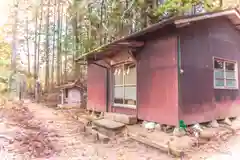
<box><xmin>190</xmin><ymin>133</ymin><xmax>240</xmax><ymax>160</ymax></box>
<box><xmin>1</xmin><ymin>99</ymin><xmax>240</xmax><ymax>160</ymax></box>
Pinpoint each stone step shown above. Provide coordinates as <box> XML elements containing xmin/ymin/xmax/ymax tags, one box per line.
<box><xmin>92</xmin><ymin>119</ymin><xmax>125</xmax><ymax>137</ymax></box>
<box><xmin>85</xmin><ymin>126</ymin><xmax>110</xmax><ymax>143</ymax></box>
<box><xmin>104</xmin><ymin>112</ymin><xmax>137</xmax><ymax>125</ymax></box>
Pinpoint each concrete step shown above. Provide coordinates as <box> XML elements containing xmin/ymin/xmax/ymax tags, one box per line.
<box><xmin>128</xmin><ymin>132</ymin><xmax>184</xmax><ymax>158</ymax></box>
<box><xmin>92</xmin><ymin>119</ymin><xmax>125</xmax><ymax>137</ymax></box>
<box><xmin>104</xmin><ymin>112</ymin><xmax>137</xmax><ymax>125</ymax></box>
<box><xmin>57</xmin><ymin>104</ymin><xmax>80</xmax><ymax>109</ymax></box>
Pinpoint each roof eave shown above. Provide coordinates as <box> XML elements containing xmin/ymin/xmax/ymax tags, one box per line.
<box><xmin>75</xmin><ymin>17</ymin><xmax>176</xmax><ymax>62</ymax></box>
<box><xmin>174</xmin><ymin>9</ymin><xmax>240</xmax><ymax>26</ymax></box>
<box><xmin>76</xmin><ymin>8</ymin><xmax>240</xmax><ymax>62</ymax></box>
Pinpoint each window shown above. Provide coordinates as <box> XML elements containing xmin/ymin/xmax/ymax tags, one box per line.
<box><xmin>213</xmin><ymin>58</ymin><xmax>238</xmax><ymax>89</ymax></box>
<box><xmin>113</xmin><ymin>63</ymin><xmax>136</xmax><ymax>108</ymax></box>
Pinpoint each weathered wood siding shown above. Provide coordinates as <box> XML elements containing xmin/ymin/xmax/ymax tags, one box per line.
<box><xmin>137</xmin><ymin>36</ymin><xmax>179</xmax><ymax>125</ymax></box>
<box><xmin>87</xmin><ymin>63</ymin><xmax>107</xmax><ymax>112</ymax></box>
<box><xmin>86</xmin><ymin>28</ymin><xmax>179</xmax><ymax>125</ymax></box>
<box><xmin>179</xmin><ymin>17</ymin><xmax>240</xmax><ymax>124</ymax></box>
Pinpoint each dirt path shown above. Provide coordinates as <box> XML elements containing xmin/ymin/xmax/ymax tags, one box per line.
<box><xmin>24</xmin><ymin>101</ymin><xmax>173</xmax><ymax>160</ymax></box>
<box><xmin>1</xmin><ymin>100</ymin><xmax>240</xmax><ymax>160</ymax></box>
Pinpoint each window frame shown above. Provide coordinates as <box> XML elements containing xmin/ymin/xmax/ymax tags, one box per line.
<box><xmin>112</xmin><ymin>63</ymin><xmax>137</xmax><ymax>109</ymax></box>
<box><xmin>213</xmin><ymin>57</ymin><xmax>238</xmax><ymax>90</ymax></box>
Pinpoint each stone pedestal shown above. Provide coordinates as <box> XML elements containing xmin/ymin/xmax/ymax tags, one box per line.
<box><xmin>209</xmin><ymin>120</ymin><xmax>219</xmax><ymax>128</ymax></box>
<box><xmin>104</xmin><ymin>112</ymin><xmax>137</xmax><ymax>125</ymax></box>
<box><xmin>173</xmin><ymin>127</ymin><xmax>186</xmax><ymax>137</ymax></box>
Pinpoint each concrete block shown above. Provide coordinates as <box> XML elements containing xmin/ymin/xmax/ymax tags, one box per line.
<box><xmin>223</xmin><ymin>118</ymin><xmax>232</xmax><ymax>126</ymax></box>
<box><xmin>236</xmin><ymin>116</ymin><xmax>240</xmax><ymax>121</ymax></box>
<box><xmin>93</xmin><ymin>119</ymin><xmax>125</xmax><ymax>130</ymax></box>
<box><xmin>231</xmin><ymin>119</ymin><xmax>240</xmax><ymax>130</ymax></box>
<box><xmin>99</xmin><ymin>112</ymin><xmax>104</xmax><ymax>118</ymax></box>
<box><xmin>173</xmin><ymin>127</ymin><xmax>186</xmax><ymax>137</ymax></box>
<box><xmin>104</xmin><ymin>112</ymin><xmax>137</xmax><ymax>125</ymax></box>
<box><xmin>208</xmin><ymin>120</ymin><xmax>219</xmax><ymax>128</ymax></box>
<box><xmin>155</xmin><ymin>123</ymin><xmax>163</xmax><ymax>131</ymax></box>
<box><xmin>85</xmin><ymin>126</ymin><xmax>110</xmax><ymax>143</ymax></box>
<box><xmin>129</xmin><ymin>132</ymin><xmax>184</xmax><ymax>158</ymax></box>
<box><xmin>93</xmin><ymin>119</ymin><xmax>125</xmax><ymax>137</ymax></box>
<box><xmin>199</xmin><ymin>129</ymin><xmax>218</xmax><ymax>139</ymax></box>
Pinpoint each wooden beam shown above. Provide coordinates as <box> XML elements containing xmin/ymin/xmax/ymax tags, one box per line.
<box><xmin>102</xmin><ymin>58</ymin><xmax>111</xmax><ymax>68</ymax></box>
<box><xmin>116</xmin><ymin>41</ymin><xmax>144</xmax><ymax>47</ymax></box>
<box><xmin>175</xmin><ymin>22</ymin><xmax>190</xmax><ymax>28</ymax></box>
<box><xmin>111</xmin><ymin>60</ymin><xmax>134</xmax><ymax>67</ymax></box>
<box><xmin>127</xmin><ymin>50</ymin><xmax>137</xmax><ymax>64</ymax></box>
<box><xmin>89</xmin><ymin>61</ymin><xmax>110</xmax><ymax>69</ymax></box>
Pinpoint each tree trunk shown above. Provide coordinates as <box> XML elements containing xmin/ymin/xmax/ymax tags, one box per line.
<box><xmin>44</xmin><ymin>0</ymin><xmax>50</xmax><ymax>92</ymax></box>
<box><xmin>72</xmin><ymin>12</ymin><xmax>80</xmax><ymax>78</ymax></box>
<box><xmin>26</xmin><ymin>17</ymin><xmax>30</xmax><ymax>75</ymax></box>
<box><xmin>33</xmin><ymin>3</ymin><xmax>38</xmax><ymax>79</ymax></box>
<box><xmin>11</xmin><ymin>1</ymin><xmax>19</xmax><ymax>71</ymax></box>
<box><xmin>60</xmin><ymin>3</ymin><xmax>64</xmax><ymax>84</ymax></box>
<box><xmin>33</xmin><ymin>2</ymin><xmax>38</xmax><ymax>98</ymax></box>
<box><xmin>64</xmin><ymin>13</ymin><xmax>68</xmax><ymax>82</ymax></box>
<box><xmin>37</xmin><ymin>0</ymin><xmax>44</xmax><ymax>77</ymax></box>
<box><xmin>34</xmin><ymin>0</ymin><xmax>43</xmax><ymax>101</ymax></box>
<box><xmin>100</xmin><ymin>0</ymin><xmax>105</xmax><ymax>45</ymax></box>
<box><xmin>51</xmin><ymin>0</ymin><xmax>57</xmax><ymax>88</ymax></box>
<box><xmin>56</xmin><ymin>0</ymin><xmax>61</xmax><ymax>85</ymax></box>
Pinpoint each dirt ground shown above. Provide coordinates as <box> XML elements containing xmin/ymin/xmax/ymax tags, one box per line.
<box><xmin>189</xmin><ymin>132</ymin><xmax>240</xmax><ymax>160</ymax></box>
<box><xmin>0</xmin><ymin>100</ymin><xmax>240</xmax><ymax>160</ymax></box>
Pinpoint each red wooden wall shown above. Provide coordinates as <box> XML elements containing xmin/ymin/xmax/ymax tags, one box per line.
<box><xmin>86</xmin><ymin>28</ymin><xmax>180</xmax><ymax>126</ymax></box>
<box><xmin>137</xmin><ymin>36</ymin><xmax>179</xmax><ymax>126</ymax></box>
<box><xmin>87</xmin><ymin>63</ymin><xmax>107</xmax><ymax>112</ymax></box>
<box><xmin>179</xmin><ymin>17</ymin><xmax>240</xmax><ymax>124</ymax></box>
